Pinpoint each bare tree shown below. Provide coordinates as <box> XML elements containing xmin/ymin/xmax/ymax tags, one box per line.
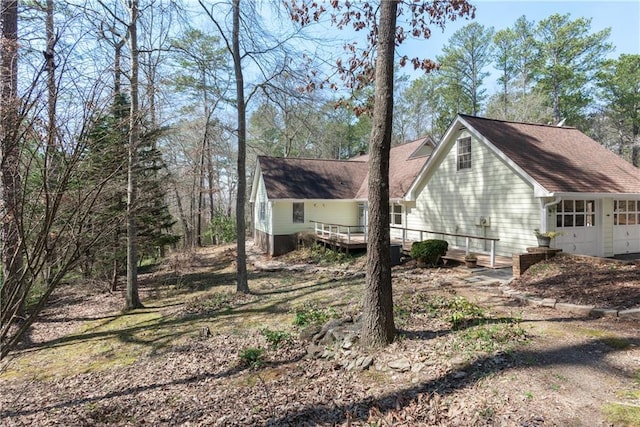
<box><xmin>199</xmin><ymin>0</ymin><xmax>306</xmax><ymax>293</ymax></box>
<box><xmin>0</xmin><ymin>0</ymin><xmax>131</xmax><ymax>357</ymax></box>
<box><xmin>287</xmin><ymin>0</ymin><xmax>474</xmax><ymax>347</ymax></box>
<box><xmin>360</xmin><ymin>0</ymin><xmax>398</xmax><ymax>347</ymax></box>
<box><xmin>0</xmin><ymin>0</ymin><xmax>23</xmax><ymax>330</ymax></box>
<box><xmin>125</xmin><ymin>0</ymin><xmax>143</xmax><ymax>309</ymax></box>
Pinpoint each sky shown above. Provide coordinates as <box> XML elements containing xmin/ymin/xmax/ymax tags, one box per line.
<box><xmin>401</xmin><ymin>0</ymin><xmax>639</xmax><ymax>64</ymax></box>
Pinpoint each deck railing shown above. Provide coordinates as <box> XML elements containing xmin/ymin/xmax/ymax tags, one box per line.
<box><xmin>390</xmin><ymin>226</ymin><xmax>500</xmax><ymax>267</ymax></box>
<box><xmin>311</xmin><ymin>220</ymin><xmax>366</xmax><ymax>245</ymax></box>
<box><xmin>309</xmin><ymin>221</ymin><xmax>500</xmax><ymax>267</ymax></box>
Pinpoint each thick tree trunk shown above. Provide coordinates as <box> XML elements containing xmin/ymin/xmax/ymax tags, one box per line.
<box><xmin>125</xmin><ymin>0</ymin><xmax>143</xmax><ymax>310</ymax></box>
<box><xmin>361</xmin><ymin>0</ymin><xmax>397</xmax><ymax>348</ymax></box>
<box><xmin>232</xmin><ymin>0</ymin><xmax>249</xmax><ymax>293</ymax></box>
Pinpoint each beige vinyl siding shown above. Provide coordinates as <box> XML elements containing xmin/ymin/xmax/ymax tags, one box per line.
<box><xmin>253</xmin><ymin>172</ymin><xmax>272</xmax><ymax>235</ymax></box>
<box><xmin>272</xmin><ymin>200</ymin><xmax>359</xmax><ymax>235</ymax></box>
<box><xmin>406</xmin><ymin>130</ymin><xmax>540</xmax><ymax>257</ymax></box>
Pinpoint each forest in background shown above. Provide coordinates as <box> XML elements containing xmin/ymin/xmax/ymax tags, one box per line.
<box><xmin>0</xmin><ymin>0</ymin><xmax>638</xmax><ymax>356</ymax></box>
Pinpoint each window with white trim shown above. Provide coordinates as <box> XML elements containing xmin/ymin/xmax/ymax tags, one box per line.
<box><xmin>389</xmin><ymin>203</ymin><xmax>402</xmax><ymax>225</ymax></box>
<box><xmin>457</xmin><ymin>137</ymin><xmax>471</xmax><ymax>170</ymax></box>
<box><xmin>614</xmin><ymin>200</ymin><xmax>638</xmax><ymax>225</ymax></box>
<box><xmin>556</xmin><ymin>200</ymin><xmax>595</xmax><ymax>228</ymax></box>
<box><xmin>292</xmin><ymin>202</ymin><xmax>304</xmax><ymax>223</ymax></box>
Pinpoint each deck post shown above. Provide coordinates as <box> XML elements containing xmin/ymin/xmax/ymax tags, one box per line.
<box><xmin>465</xmin><ymin>237</ymin><xmax>470</xmax><ymax>256</ymax></box>
<box><xmin>490</xmin><ymin>240</ymin><xmax>496</xmax><ymax>267</ymax></box>
<box><xmin>347</xmin><ymin>226</ymin><xmax>351</xmax><ymax>244</ymax></box>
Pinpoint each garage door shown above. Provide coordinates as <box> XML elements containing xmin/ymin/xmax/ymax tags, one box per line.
<box><xmin>613</xmin><ymin>200</ymin><xmax>640</xmax><ymax>254</ymax></box>
<box><xmin>554</xmin><ymin>200</ymin><xmax>599</xmax><ymax>255</ymax></box>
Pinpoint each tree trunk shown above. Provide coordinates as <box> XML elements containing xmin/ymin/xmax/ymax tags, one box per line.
<box><xmin>196</xmin><ymin>134</ymin><xmax>206</xmax><ymax>247</ymax></box>
<box><xmin>125</xmin><ymin>0</ymin><xmax>143</xmax><ymax>310</ymax></box>
<box><xmin>206</xmin><ymin>138</ymin><xmax>216</xmax><ymax>241</ymax></box>
<box><xmin>232</xmin><ymin>0</ymin><xmax>249</xmax><ymax>293</ymax></box>
<box><xmin>0</xmin><ymin>0</ymin><xmax>24</xmax><ymax>322</ymax></box>
<box><xmin>632</xmin><ymin>122</ymin><xmax>639</xmax><ymax>168</ymax></box>
<box><xmin>361</xmin><ymin>0</ymin><xmax>397</xmax><ymax>348</ymax></box>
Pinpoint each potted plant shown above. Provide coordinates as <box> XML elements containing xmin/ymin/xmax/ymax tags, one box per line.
<box><xmin>533</xmin><ymin>229</ymin><xmax>562</xmax><ymax>247</ymax></box>
<box><xmin>464</xmin><ymin>253</ymin><xmax>478</xmax><ymax>268</ymax></box>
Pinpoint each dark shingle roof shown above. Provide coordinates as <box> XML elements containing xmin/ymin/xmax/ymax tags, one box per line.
<box><xmin>351</xmin><ymin>137</ymin><xmax>433</xmax><ymax>199</ymax></box>
<box><xmin>461</xmin><ymin>114</ymin><xmax>640</xmax><ymax>194</ymax></box>
<box><xmin>258</xmin><ymin>157</ymin><xmax>368</xmax><ymax>200</ymax></box>
<box><xmin>258</xmin><ymin>137</ymin><xmax>431</xmax><ymax>200</ymax></box>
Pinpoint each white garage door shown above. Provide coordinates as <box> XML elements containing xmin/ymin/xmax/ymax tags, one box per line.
<box><xmin>613</xmin><ymin>200</ymin><xmax>640</xmax><ymax>254</ymax></box>
<box><xmin>554</xmin><ymin>200</ymin><xmax>599</xmax><ymax>255</ymax></box>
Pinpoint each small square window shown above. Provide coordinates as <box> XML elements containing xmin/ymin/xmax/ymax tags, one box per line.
<box><xmin>563</xmin><ymin>200</ymin><xmax>574</xmax><ymax>213</ymax></box>
<box><xmin>564</xmin><ymin>214</ymin><xmax>574</xmax><ymax>227</ymax></box>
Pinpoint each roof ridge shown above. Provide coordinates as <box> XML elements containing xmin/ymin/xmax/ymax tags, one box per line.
<box><xmin>259</xmin><ymin>155</ymin><xmax>367</xmax><ymax>163</ymax></box>
<box><xmin>460</xmin><ymin>113</ymin><xmax>578</xmax><ymax>130</ymax></box>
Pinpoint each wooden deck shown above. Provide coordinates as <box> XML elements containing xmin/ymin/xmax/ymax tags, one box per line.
<box><xmin>440</xmin><ymin>248</ymin><xmax>512</xmax><ymax>269</ymax></box>
<box><xmin>313</xmin><ymin>234</ymin><xmax>512</xmax><ymax>269</ymax></box>
<box><xmin>310</xmin><ymin>221</ymin><xmax>512</xmax><ymax>269</ymax></box>
<box><xmin>314</xmin><ymin>233</ymin><xmax>368</xmax><ymax>253</ymax></box>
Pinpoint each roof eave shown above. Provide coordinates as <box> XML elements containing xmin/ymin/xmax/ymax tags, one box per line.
<box><xmin>249</xmin><ymin>160</ymin><xmax>263</xmax><ymax>203</ymax></box>
<box><xmin>544</xmin><ymin>191</ymin><xmax>640</xmax><ymax>199</ymax></box>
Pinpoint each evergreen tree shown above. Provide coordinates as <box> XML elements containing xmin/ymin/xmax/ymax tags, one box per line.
<box><xmin>596</xmin><ymin>54</ymin><xmax>640</xmax><ymax>166</ymax></box>
<box><xmin>437</xmin><ymin>22</ymin><xmax>495</xmax><ymax>116</ymax></box>
<box><xmin>82</xmin><ymin>94</ymin><xmax>178</xmax><ymax>288</ymax></box>
<box><xmin>534</xmin><ymin>13</ymin><xmax>612</xmax><ymax>125</ymax></box>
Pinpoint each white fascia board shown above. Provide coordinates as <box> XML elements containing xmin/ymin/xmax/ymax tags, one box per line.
<box><xmin>249</xmin><ymin>162</ymin><xmax>262</xmax><ymax>203</ymax></box>
<box><xmin>273</xmin><ymin>198</ymin><xmax>361</xmax><ymax>203</ymax></box>
<box><xmin>548</xmin><ymin>192</ymin><xmax>640</xmax><ymax>199</ymax></box>
<box><xmin>405</xmin><ymin>117</ymin><xmax>463</xmax><ymax>200</ymax></box>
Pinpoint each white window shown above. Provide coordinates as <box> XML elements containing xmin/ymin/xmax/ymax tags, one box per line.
<box><xmin>389</xmin><ymin>203</ymin><xmax>402</xmax><ymax>225</ymax></box>
<box><xmin>614</xmin><ymin>200</ymin><xmax>638</xmax><ymax>225</ymax></box>
<box><xmin>293</xmin><ymin>202</ymin><xmax>304</xmax><ymax>223</ymax></box>
<box><xmin>457</xmin><ymin>137</ymin><xmax>472</xmax><ymax>170</ymax></box>
<box><xmin>556</xmin><ymin>200</ymin><xmax>595</xmax><ymax>228</ymax></box>
<box><xmin>259</xmin><ymin>202</ymin><xmax>266</xmax><ymax>221</ymax></box>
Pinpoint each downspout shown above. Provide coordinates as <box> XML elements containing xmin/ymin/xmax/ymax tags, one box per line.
<box><xmin>541</xmin><ymin>196</ymin><xmax>561</xmax><ymax>232</ymax></box>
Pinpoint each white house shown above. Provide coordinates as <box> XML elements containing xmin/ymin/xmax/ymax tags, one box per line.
<box><xmin>251</xmin><ymin>114</ymin><xmax>640</xmax><ymax>258</ymax></box>
<box><xmin>404</xmin><ymin>114</ymin><xmax>640</xmax><ymax>257</ymax></box>
<box><xmin>249</xmin><ymin>137</ymin><xmax>433</xmax><ymax>255</ymax></box>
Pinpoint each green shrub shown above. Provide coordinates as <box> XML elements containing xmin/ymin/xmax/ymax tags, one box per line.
<box><xmin>261</xmin><ymin>328</ymin><xmax>292</xmax><ymax>349</ymax></box>
<box><xmin>239</xmin><ymin>347</ymin><xmax>265</xmax><ymax>368</ymax></box>
<box><xmin>310</xmin><ymin>243</ymin><xmax>350</xmax><ymax>264</ymax></box>
<box><xmin>410</xmin><ymin>239</ymin><xmax>448</xmax><ymax>267</ymax></box>
<box><xmin>292</xmin><ymin>302</ymin><xmax>337</xmax><ymax>327</ymax></box>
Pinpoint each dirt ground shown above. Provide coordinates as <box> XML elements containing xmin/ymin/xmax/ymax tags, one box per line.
<box><xmin>510</xmin><ymin>253</ymin><xmax>640</xmax><ymax>310</ymax></box>
<box><xmin>0</xmin><ymin>245</ymin><xmax>638</xmax><ymax>426</ymax></box>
